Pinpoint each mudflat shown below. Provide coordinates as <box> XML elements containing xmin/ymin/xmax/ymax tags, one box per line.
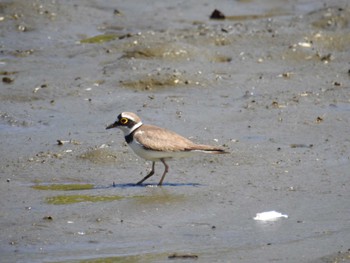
<box><xmin>1</xmin><ymin>1</ymin><xmax>350</xmax><ymax>262</ymax></box>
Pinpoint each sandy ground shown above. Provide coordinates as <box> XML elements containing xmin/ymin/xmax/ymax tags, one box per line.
<box><xmin>1</xmin><ymin>0</ymin><xmax>350</xmax><ymax>262</ymax></box>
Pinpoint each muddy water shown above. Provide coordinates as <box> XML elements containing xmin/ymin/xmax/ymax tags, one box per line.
<box><xmin>1</xmin><ymin>0</ymin><xmax>350</xmax><ymax>262</ymax></box>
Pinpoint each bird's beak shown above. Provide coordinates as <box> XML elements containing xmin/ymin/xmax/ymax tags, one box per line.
<box><xmin>106</xmin><ymin>121</ymin><xmax>118</xmax><ymax>130</ymax></box>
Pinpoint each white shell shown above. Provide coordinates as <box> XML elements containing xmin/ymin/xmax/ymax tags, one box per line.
<box><xmin>254</xmin><ymin>211</ymin><xmax>288</xmax><ymax>221</ymax></box>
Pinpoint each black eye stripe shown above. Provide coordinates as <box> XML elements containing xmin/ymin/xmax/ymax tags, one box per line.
<box><xmin>118</xmin><ymin>117</ymin><xmax>136</xmax><ymax>128</ymax></box>
<box><xmin>126</xmin><ymin>120</ymin><xmax>136</xmax><ymax>128</ymax></box>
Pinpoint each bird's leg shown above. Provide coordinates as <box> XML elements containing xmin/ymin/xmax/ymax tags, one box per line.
<box><xmin>136</xmin><ymin>161</ymin><xmax>155</xmax><ymax>185</ymax></box>
<box><xmin>158</xmin><ymin>159</ymin><xmax>169</xmax><ymax>186</ymax></box>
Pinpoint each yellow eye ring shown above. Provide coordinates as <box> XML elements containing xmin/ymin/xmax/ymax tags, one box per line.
<box><xmin>120</xmin><ymin>117</ymin><xmax>128</xmax><ymax>125</ymax></box>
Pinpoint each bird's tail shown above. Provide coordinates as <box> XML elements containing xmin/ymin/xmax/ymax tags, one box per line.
<box><xmin>189</xmin><ymin>144</ymin><xmax>229</xmax><ymax>154</ymax></box>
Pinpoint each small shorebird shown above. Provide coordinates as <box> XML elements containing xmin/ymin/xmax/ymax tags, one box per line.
<box><xmin>106</xmin><ymin>112</ymin><xmax>228</xmax><ymax>186</ymax></box>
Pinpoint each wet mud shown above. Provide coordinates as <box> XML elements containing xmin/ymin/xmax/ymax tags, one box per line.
<box><xmin>1</xmin><ymin>0</ymin><xmax>350</xmax><ymax>262</ymax></box>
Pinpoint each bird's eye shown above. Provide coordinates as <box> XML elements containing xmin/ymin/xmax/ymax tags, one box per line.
<box><xmin>120</xmin><ymin>117</ymin><xmax>128</xmax><ymax>125</ymax></box>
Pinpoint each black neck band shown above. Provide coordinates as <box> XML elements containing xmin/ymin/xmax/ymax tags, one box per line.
<box><xmin>124</xmin><ymin>125</ymin><xmax>141</xmax><ymax>144</ymax></box>
<box><xmin>125</xmin><ymin>133</ymin><xmax>133</xmax><ymax>144</ymax></box>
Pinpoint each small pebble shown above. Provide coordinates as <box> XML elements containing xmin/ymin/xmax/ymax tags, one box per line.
<box><xmin>210</xmin><ymin>9</ymin><xmax>225</xmax><ymax>19</ymax></box>
<box><xmin>2</xmin><ymin>77</ymin><xmax>13</xmax><ymax>84</ymax></box>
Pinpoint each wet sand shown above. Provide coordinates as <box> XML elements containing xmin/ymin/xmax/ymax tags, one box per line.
<box><xmin>1</xmin><ymin>0</ymin><xmax>350</xmax><ymax>262</ymax></box>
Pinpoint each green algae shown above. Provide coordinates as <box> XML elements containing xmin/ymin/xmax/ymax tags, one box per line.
<box><xmin>32</xmin><ymin>184</ymin><xmax>94</xmax><ymax>191</ymax></box>
<box><xmin>44</xmin><ymin>193</ymin><xmax>186</xmax><ymax>205</ymax></box>
<box><xmin>32</xmin><ymin>183</ymin><xmax>186</xmax><ymax>205</ymax></box>
<box><xmin>80</xmin><ymin>34</ymin><xmax>118</xmax><ymax>44</ymax></box>
<box><xmin>45</xmin><ymin>194</ymin><xmax>124</xmax><ymax>205</ymax></box>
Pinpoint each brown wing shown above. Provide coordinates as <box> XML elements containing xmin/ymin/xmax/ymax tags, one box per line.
<box><xmin>134</xmin><ymin>125</ymin><xmax>197</xmax><ymax>152</ymax></box>
<box><xmin>134</xmin><ymin>125</ymin><xmax>228</xmax><ymax>153</ymax></box>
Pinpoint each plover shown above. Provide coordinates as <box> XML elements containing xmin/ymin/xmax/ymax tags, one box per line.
<box><xmin>106</xmin><ymin>112</ymin><xmax>228</xmax><ymax>186</ymax></box>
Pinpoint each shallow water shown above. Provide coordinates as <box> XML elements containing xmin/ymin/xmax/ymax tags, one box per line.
<box><xmin>1</xmin><ymin>0</ymin><xmax>350</xmax><ymax>262</ymax></box>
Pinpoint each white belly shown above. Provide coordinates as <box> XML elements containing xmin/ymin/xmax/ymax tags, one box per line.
<box><xmin>128</xmin><ymin>139</ymin><xmax>194</xmax><ymax>161</ymax></box>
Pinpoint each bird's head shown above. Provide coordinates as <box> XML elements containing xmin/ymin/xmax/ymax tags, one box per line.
<box><xmin>106</xmin><ymin>112</ymin><xmax>143</xmax><ymax>136</ymax></box>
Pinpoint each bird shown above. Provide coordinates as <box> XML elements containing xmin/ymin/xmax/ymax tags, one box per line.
<box><xmin>106</xmin><ymin>112</ymin><xmax>228</xmax><ymax>186</ymax></box>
